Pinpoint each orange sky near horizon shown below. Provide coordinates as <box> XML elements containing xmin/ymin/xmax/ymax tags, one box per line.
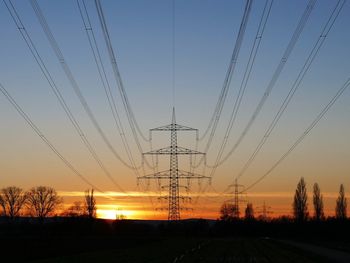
<box><xmin>58</xmin><ymin>190</ymin><xmax>345</xmax><ymax>220</ymax></box>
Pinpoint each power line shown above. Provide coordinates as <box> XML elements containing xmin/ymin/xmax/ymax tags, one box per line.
<box><xmin>199</xmin><ymin>0</ymin><xmax>253</xmax><ymax>143</ymax></box>
<box><xmin>31</xmin><ymin>0</ymin><xmax>142</xmax><ymax>175</ymax></box>
<box><xmin>242</xmin><ymin>77</ymin><xmax>350</xmax><ymax>193</ymax></box>
<box><xmin>3</xmin><ymin>0</ymin><xmax>127</xmax><ymax>193</ymax></box>
<box><xmin>236</xmin><ymin>0</ymin><xmax>345</xmax><ymax>180</ymax></box>
<box><xmin>94</xmin><ymin>0</ymin><xmax>158</xmax><ymax>173</ymax></box>
<box><xmin>94</xmin><ymin>0</ymin><xmax>150</xmax><ymax>144</ymax></box>
<box><xmin>78</xmin><ymin>1</ymin><xmax>157</xmax><ymax>174</ymax></box>
<box><xmin>0</xmin><ymin>82</ymin><xmax>109</xmax><ymax>197</ymax></box>
<box><xmin>193</xmin><ymin>0</ymin><xmax>253</xmax><ymax>166</ymax></box>
<box><xmin>75</xmin><ymin>0</ymin><xmax>144</xmax><ymax>171</ymax></box>
<box><xmin>206</xmin><ymin>0</ymin><xmax>273</xmax><ymax>174</ymax></box>
<box><xmin>205</xmin><ymin>0</ymin><xmax>316</xmax><ymax>174</ymax></box>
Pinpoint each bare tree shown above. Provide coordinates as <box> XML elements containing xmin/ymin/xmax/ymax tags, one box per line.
<box><xmin>245</xmin><ymin>203</ymin><xmax>254</xmax><ymax>220</ymax></box>
<box><xmin>335</xmin><ymin>184</ymin><xmax>347</xmax><ymax>220</ymax></box>
<box><xmin>0</xmin><ymin>186</ymin><xmax>27</xmax><ymax>219</ymax></box>
<box><xmin>313</xmin><ymin>183</ymin><xmax>324</xmax><ymax>221</ymax></box>
<box><xmin>293</xmin><ymin>177</ymin><xmax>308</xmax><ymax>222</ymax></box>
<box><xmin>85</xmin><ymin>189</ymin><xmax>96</xmax><ymax>219</ymax></box>
<box><xmin>62</xmin><ymin>201</ymin><xmax>85</xmax><ymax>217</ymax></box>
<box><xmin>219</xmin><ymin>202</ymin><xmax>235</xmax><ymax>221</ymax></box>
<box><xmin>26</xmin><ymin>186</ymin><xmax>62</xmax><ymax>219</ymax></box>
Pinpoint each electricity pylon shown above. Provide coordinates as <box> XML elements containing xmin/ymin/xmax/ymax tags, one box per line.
<box><xmin>229</xmin><ymin>179</ymin><xmax>246</xmax><ymax>218</ymax></box>
<box><xmin>138</xmin><ymin>108</ymin><xmax>210</xmax><ymax>220</ymax></box>
<box><xmin>256</xmin><ymin>201</ymin><xmax>273</xmax><ymax>220</ymax></box>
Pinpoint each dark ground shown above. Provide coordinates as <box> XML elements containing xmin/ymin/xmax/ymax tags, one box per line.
<box><xmin>1</xmin><ymin>217</ymin><xmax>350</xmax><ymax>262</ymax></box>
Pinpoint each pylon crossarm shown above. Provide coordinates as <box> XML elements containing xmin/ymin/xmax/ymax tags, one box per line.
<box><xmin>151</xmin><ymin>123</ymin><xmax>198</xmax><ymax>132</ymax></box>
<box><xmin>177</xmin><ymin>170</ymin><xmax>211</xmax><ymax>180</ymax></box>
<box><xmin>160</xmin><ymin>196</ymin><xmax>191</xmax><ymax>203</ymax></box>
<box><xmin>143</xmin><ymin>146</ymin><xmax>205</xmax><ymax>155</ymax></box>
<box><xmin>138</xmin><ymin>169</ymin><xmax>209</xmax><ymax>180</ymax></box>
<box><xmin>137</xmin><ymin>170</ymin><xmax>170</xmax><ymax>180</ymax></box>
<box><xmin>155</xmin><ymin>206</ymin><xmax>193</xmax><ymax>211</ymax></box>
<box><xmin>161</xmin><ymin>185</ymin><xmax>189</xmax><ymax>190</ymax></box>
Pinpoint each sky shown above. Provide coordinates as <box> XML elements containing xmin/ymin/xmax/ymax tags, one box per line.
<box><xmin>0</xmin><ymin>0</ymin><xmax>350</xmax><ymax>220</ymax></box>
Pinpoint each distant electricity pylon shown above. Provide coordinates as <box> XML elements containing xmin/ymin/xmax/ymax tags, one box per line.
<box><xmin>256</xmin><ymin>201</ymin><xmax>273</xmax><ymax>220</ymax></box>
<box><xmin>229</xmin><ymin>179</ymin><xmax>246</xmax><ymax>218</ymax></box>
<box><xmin>138</xmin><ymin>108</ymin><xmax>210</xmax><ymax>220</ymax></box>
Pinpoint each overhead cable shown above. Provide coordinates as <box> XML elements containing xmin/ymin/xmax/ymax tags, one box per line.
<box><xmin>193</xmin><ymin>0</ymin><xmax>253</xmax><ymax>167</ymax></box>
<box><xmin>31</xmin><ymin>0</ymin><xmax>142</xmax><ymax>173</ymax></box>
<box><xmin>207</xmin><ymin>0</ymin><xmax>273</xmax><ymax>175</ymax></box>
<box><xmin>0</xmin><ymin>82</ymin><xmax>110</xmax><ymax>197</ymax></box>
<box><xmin>242</xmin><ymin>77</ymin><xmax>350</xmax><ymax>192</ymax></box>
<box><xmin>94</xmin><ymin>0</ymin><xmax>150</xmax><ymax>144</ymax></box>
<box><xmin>236</xmin><ymin>0</ymin><xmax>345</xmax><ymax>180</ymax></box>
<box><xmin>4</xmin><ymin>0</ymin><xmax>128</xmax><ymax>193</ymax></box>
<box><xmin>206</xmin><ymin>0</ymin><xmax>317</xmax><ymax>172</ymax></box>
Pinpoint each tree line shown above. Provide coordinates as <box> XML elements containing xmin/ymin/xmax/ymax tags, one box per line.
<box><xmin>0</xmin><ymin>186</ymin><xmax>97</xmax><ymax>220</ymax></box>
<box><xmin>293</xmin><ymin>177</ymin><xmax>347</xmax><ymax>221</ymax></box>
<box><xmin>220</xmin><ymin>177</ymin><xmax>348</xmax><ymax>222</ymax></box>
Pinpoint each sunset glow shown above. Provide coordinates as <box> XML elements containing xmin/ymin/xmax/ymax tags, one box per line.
<box><xmin>96</xmin><ymin>209</ymin><xmax>137</xmax><ymax>220</ymax></box>
<box><xmin>59</xmin><ymin>190</ymin><xmax>344</xmax><ymax>220</ymax></box>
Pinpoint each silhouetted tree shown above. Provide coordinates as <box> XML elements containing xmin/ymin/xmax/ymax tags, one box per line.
<box><xmin>220</xmin><ymin>202</ymin><xmax>235</xmax><ymax>221</ymax></box>
<box><xmin>85</xmin><ymin>189</ymin><xmax>96</xmax><ymax>218</ymax></box>
<box><xmin>26</xmin><ymin>186</ymin><xmax>62</xmax><ymax>219</ymax></box>
<box><xmin>293</xmin><ymin>177</ymin><xmax>308</xmax><ymax>222</ymax></box>
<box><xmin>245</xmin><ymin>203</ymin><xmax>254</xmax><ymax>220</ymax></box>
<box><xmin>335</xmin><ymin>184</ymin><xmax>347</xmax><ymax>220</ymax></box>
<box><xmin>0</xmin><ymin>186</ymin><xmax>27</xmax><ymax>219</ymax></box>
<box><xmin>62</xmin><ymin>201</ymin><xmax>85</xmax><ymax>217</ymax></box>
<box><xmin>116</xmin><ymin>209</ymin><xmax>126</xmax><ymax>220</ymax></box>
<box><xmin>313</xmin><ymin>183</ymin><xmax>324</xmax><ymax>221</ymax></box>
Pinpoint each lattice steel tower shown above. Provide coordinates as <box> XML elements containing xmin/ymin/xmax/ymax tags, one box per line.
<box><xmin>138</xmin><ymin>108</ymin><xmax>209</xmax><ymax>220</ymax></box>
<box><xmin>229</xmin><ymin>179</ymin><xmax>246</xmax><ymax>218</ymax></box>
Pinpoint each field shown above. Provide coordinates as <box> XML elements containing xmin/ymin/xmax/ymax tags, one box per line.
<box><xmin>2</xmin><ymin>219</ymin><xmax>350</xmax><ymax>262</ymax></box>
<box><xmin>31</xmin><ymin>237</ymin><xmax>333</xmax><ymax>263</ymax></box>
